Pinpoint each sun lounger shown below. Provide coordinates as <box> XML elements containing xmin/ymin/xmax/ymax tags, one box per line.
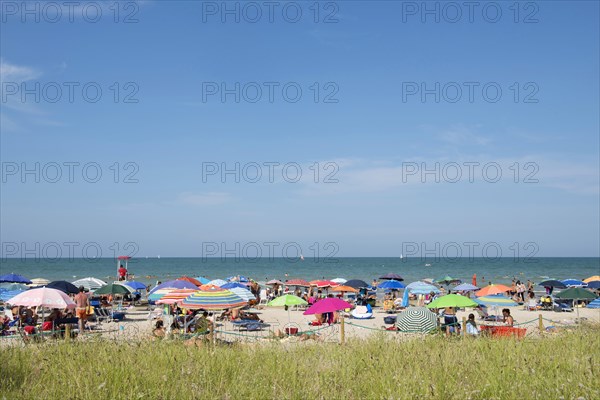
<box><xmin>554</xmin><ymin>301</ymin><xmax>573</xmax><ymax>312</ymax></box>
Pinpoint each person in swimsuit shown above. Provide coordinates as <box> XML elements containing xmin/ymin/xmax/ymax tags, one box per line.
<box><xmin>74</xmin><ymin>286</ymin><xmax>89</xmax><ymax>334</ymax></box>
<box><xmin>444</xmin><ymin>307</ymin><xmax>460</xmax><ymax>337</ymax></box>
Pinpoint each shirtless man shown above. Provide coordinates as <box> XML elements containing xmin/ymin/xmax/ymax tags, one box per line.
<box><xmin>74</xmin><ymin>286</ymin><xmax>89</xmax><ymax>334</ymax></box>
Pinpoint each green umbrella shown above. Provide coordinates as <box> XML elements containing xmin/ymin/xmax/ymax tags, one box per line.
<box><xmin>426</xmin><ymin>294</ymin><xmax>478</xmax><ymax>309</ymax></box>
<box><xmin>435</xmin><ymin>276</ymin><xmax>462</xmax><ymax>286</ymax></box>
<box><xmin>554</xmin><ymin>287</ymin><xmax>597</xmax><ymax>320</ymax></box>
<box><xmin>268</xmin><ymin>294</ymin><xmax>307</xmax><ymax>332</ymax></box>
<box><xmin>94</xmin><ymin>283</ymin><xmax>133</xmax><ymax>295</ymax></box>
<box><xmin>554</xmin><ymin>287</ymin><xmax>597</xmax><ymax>300</ymax></box>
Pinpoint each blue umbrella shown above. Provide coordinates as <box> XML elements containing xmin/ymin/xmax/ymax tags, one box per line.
<box><xmin>0</xmin><ymin>288</ymin><xmax>26</xmax><ymax>302</ymax></box>
<box><xmin>221</xmin><ymin>282</ymin><xmax>248</xmax><ymax>290</ymax></box>
<box><xmin>0</xmin><ymin>273</ymin><xmax>32</xmax><ymax>284</ymax></box>
<box><xmin>401</xmin><ymin>287</ymin><xmax>410</xmax><ymax>307</ymax></box>
<box><xmin>378</xmin><ymin>280</ymin><xmax>405</xmax><ymax>290</ymax></box>
<box><xmin>587</xmin><ymin>298</ymin><xmax>600</xmax><ymax>309</ymax></box>
<box><xmin>562</xmin><ymin>279</ymin><xmax>587</xmax><ymax>287</ymax></box>
<box><xmin>586</xmin><ymin>281</ymin><xmax>600</xmax><ymax>289</ymax></box>
<box><xmin>195</xmin><ymin>276</ymin><xmax>211</xmax><ymax>284</ymax></box>
<box><xmin>453</xmin><ymin>283</ymin><xmax>479</xmax><ymax>292</ymax></box>
<box><xmin>123</xmin><ymin>281</ymin><xmax>147</xmax><ymax>290</ymax></box>
<box><xmin>406</xmin><ymin>281</ymin><xmax>440</xmax><ymax>294</ymax></box>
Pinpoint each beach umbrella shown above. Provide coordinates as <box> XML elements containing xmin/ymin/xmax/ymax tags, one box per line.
<box><xmin>331</xmin><ymin>278</ymin><xmax>347</xmax><ymax>284</ymax></box>
<box><xmin>330</xmin><ymin>285</ymin><xmax>358</xmax><ymax>293</ymax></box>
<box><xmin>207</xmin><ymin>279</ymin><xmax>228</xmax><ymax>287</ymax></box>
<box><xmin>180</xmin><ymin>287</ymin><xmax>247</xmax><ymax>310</ymax></box>
<box><xmin>0</xmin><ymin>283</ymin><xmax>28</xmax><ymax>291</ymax></box>
<box><xmin>150</xmin><ymin>280</ymin><xmax>198</xmax><ymax>294</ymax></box>
<box><xmin>156</xmin><ymin>289</ymin><xmax>199</xmax><ymax>305</ymax></box>
<box><xmin>285</xmin><ymin>279</ymin><xmax>310</xmax><ymax>287</ymax></box>
<box><xmin>406</xmin><ymin>281</ymin><xmax>440</xmax><ymax>294</ymax></box>
<box><xmin>395</xmin><ymin>307</ymin><xmax>438</xmax><ymax>333</ymax></box>
<box><xmin>587</xmin><ymin>298</ymin><xmax>600</xmax><ymax>309</ymax></box>
<box><xmin>199</xmin><ymin>284</ymin><xmax>221</xmax><ymax>291</ymax></box>
<box><xmin>435</xmin><ymin>276</ymin><xmax>461</xmax><ymax>286</ymax></box>
<box><xmin>227</xmin><ymin>275</ymin><xmax>250</xmax><ymax>283</ymax></box>
<box><xmin>378</xmin><ymin>280</ymin><xmax>405</xmax><ymax>290</ymax></box>
<box><xmin>0</xmin><ymin>273</ymin><xmax>32</xmax><ymax>284</ymax></box>
<box><xmin>345</xmin><ymin>279</ymin><xmax>370</xmax><ymax>290</ymax></box>
<box><xmin>426</xmin><ymin>294</ymin><xmax>478</xmax><ymax>309</ymax></box>
<box><xmin>453</xmin><ymin>283</ymin><xmax>479</xmax><ymax>292</ymax></box>
<box><xmin>177</xmin><ymin>276</ymin><xmax>202</xmax><ymax>286</ymax></box>
<box><xmin>379</xmin><ymin>273</ymin><xmax>404</xmax><ymax>281</ymax></box>
<box><xmin>401</xmin><ymin>288</ymin><xmax>410</xmax><ymax>307</ymax></box>
<box><xmin>72</xmin><ymin>277</ymin><xmax>107</xmax><ymax>291</ymax></box>
<box><xmin>538</xmin><ymin>280</ymin><xmax>567</xmax><ymax>289</ymax></box>
<box><xmin>29</xmin><ymin>278</ymin><xmax>50</xmax><ymax>286</ymax></box>
<box><xmin>195</xmin><ymin>276</ymin><xmax>211</xmax><ymax>284</ymax></box>
<box><xmin>228</xmin><ymin>287</ymin><xmax>256</xmax><ymax>302</ymax></box>
<box><xmin>561</xmin><ymin>279</ymin><xmax>587</xmax><ymax>287</ymax></box>
<box><xmin>310</xmin><ymin>280</ymin><xmax>339</xmax><ymax>288</ymax></box>
<box><xmin>268</xmin><ymin>294</ymin><xmax>308</xmax><ymax>329</ymax></box>
<box><xmin>149</xmin><ymin>289</ymin><xmax>178</xmax><ymax>302</ymax></box>
<box><xmin>0</xmin><ymin>288</ymin><xmax>25</xmax><ymax>302</ymax></box>
<box><xmin>474</xmin><ymin>294</ymin><xmax>518</xmax><ymax>307</ymax></box>
<box><xmin>583</xmin><ymin>276</ymin><xmax>600</xmax><ymax>283</ymax></box>
<box><xmin>266</xmin><ymin>279</ymin><xmax>284</xmax><ymax>285</ymax></box>
<box><xmin>303</xmin><ymin>298</ymin><xmax>352</xmax><ymax>315</ymax></box>
<box><xmin>221</xmin><ymin>282</ymin><xmax>248</xmax><ymax>290</ymax></box>
<box><xmin>475</xmin><ymin>284</ymin><xmax>511</xmax><ymax>297</ymax></box>
<box><xmin>7</xmin><ymin>287</ymin><xmax>75</xmax><ymax>309</ymax></box>
<box><xmin>94</xmin><ymin>283</ymin><xmax>134</xmax><ymax>295</ymax></box>
<box><xmin>586</xmin><ymin>281</ymin><xmax>600</xmax><ymax>289</ymax></box>
<box><xmin>47</xmin><ymin>280</ymin><xmax>79</xmax><ymax>294</ymax></box>
<box><xmin>554</xmin><ymin>287</ymin><xmax>596</xmax><ymax>300</ymax></box>
<box><xmin>122</xmin><ymin>281</ymin><xmax>147</xmax><ymax>290</ymax></box>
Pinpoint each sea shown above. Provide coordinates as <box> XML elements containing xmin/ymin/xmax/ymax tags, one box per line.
<box><xmin>1</xmin><ymin>257</ymin><xmax>598</xmax><ymax>287</ymax></box>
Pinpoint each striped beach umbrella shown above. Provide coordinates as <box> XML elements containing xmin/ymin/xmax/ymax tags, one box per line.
<box><xmin>396</xmin><ymin>307</ymin><xmax>438</xmax><ymax>333</ymax></box>
<box><xmin>285</xmin><ymin>279</ymin><xmax>310</xmax><ymax>287</ymax></box>
<box><xmin>150</xmin><ymin>280</ymin><xmax>198</xmax><ymax>295</ymax></box>
<box><xmin>149</xmin><ymin>289</ymin><xmax>177</xmax><ymax>302</ymax></box>
<box><xmin>180</xmin><ymin>287</ymin><xmax>247</xmax><ymax>310</ymax></box>
<box><xmin>72</xmin><ymin>277</ymin><xmax>106</xmax><ymax>291</ymax></box>
<box><xmin>228</xmin><ymin>287</ymin><xmax>256</xmax><ymax>302</ymax></box>
<box><xmin>156</xmin><ymin>289</ymin><xmax>199</xmax><ymax>305</ymax></box>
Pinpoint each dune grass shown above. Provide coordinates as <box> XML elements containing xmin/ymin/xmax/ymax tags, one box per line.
<box><xmin>2</xmin><ymin>328</ymin><xmax>599</xmax><ymax>400</ymax></box>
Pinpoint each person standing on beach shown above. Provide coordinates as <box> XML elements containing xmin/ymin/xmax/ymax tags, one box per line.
<box><xmin>74</xmin><ymin>286</ymin><xmax>89</xmax><ymax>334</ymax></box>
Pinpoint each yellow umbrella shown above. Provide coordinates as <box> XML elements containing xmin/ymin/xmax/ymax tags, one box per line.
<box><xmin>583</xmin><ymin>276</ymin><xmax>600</xmax><ymax>283</ymax></box>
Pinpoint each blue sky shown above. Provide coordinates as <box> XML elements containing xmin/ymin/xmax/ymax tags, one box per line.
<box><xmin>1</xmin><ymin>1</ymin><xmax>599</xmax><ymax>258</ymax></box>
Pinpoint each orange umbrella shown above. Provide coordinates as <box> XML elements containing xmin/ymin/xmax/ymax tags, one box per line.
<box><xmin>584</xmin><ymin>276</ymin><xmax>600</xmax><ymax>283</ymax></box>
<box><xmin>475</xmin><ymin>284</ymin><xmax>512</xmax><ymax>297</ymax></box>
<box><xmin>177</xmin><ymin>276</ymin><xmax>202</xmax><ymax>286</ymax></box>
<box><xmin>330</xmin><ymin>285</ymin><xmax>358</xmax><ymax>293</ymax></box>
<box><xmin>199</xmin><ymin>284</ymin><xmax>220</xmax><ymax>291</ymax></box>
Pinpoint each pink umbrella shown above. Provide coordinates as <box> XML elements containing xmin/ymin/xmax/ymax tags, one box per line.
<box><xmin>7</xmin><ymin>287</ymin><xmax>76</xmax><ymax>309</ymax></box>
<box><xmin>303</xmin><ymin>298</ymin><xmax>353</xmax><ymax>315</ymax></box>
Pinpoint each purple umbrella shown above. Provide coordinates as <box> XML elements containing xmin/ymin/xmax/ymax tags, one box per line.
<box><xmin>149</xmin><ymin>280</ymin><xmax>198</xmax><ymax>294</ymax></box>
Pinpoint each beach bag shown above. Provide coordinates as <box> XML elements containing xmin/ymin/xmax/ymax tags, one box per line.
<box><xmin>384</xmin><ymin>316</ymin><xmax>397</xmax><ymax>324</ymax></box>
<box><xmin>86</xmin><ymin>306</ymin><xmax>94</xmax><ymax>316</ymax></box>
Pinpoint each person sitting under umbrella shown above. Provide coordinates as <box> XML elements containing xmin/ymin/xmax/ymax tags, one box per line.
<box><xmin>502</xmin><ymin>308</ymin><xmax>514</xmax><ymax>326</ymax></box>
<box><xmin>465</xmin><ymin>313</ymin><xmax>480</xmax><ymax>336</ymax></box>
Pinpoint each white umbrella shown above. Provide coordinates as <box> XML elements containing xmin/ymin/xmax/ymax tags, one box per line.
<box><xmin>207</xmin><ymin>279</ymin><xmax>228</xmax><ymax>287</ymax></box>
<box><xmin>331</xmin><ymin>278</ymin><xmax>347</xmax><ymax>284</ymax></box>
<box><xmin>72</xmin><ymin>277</ymin><xmax>107</xmax><ymax>291</ymax></box>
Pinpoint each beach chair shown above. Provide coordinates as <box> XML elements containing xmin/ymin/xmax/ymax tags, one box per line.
<box><xmin>258</xmin><ymin>290</ymin><xmax>268</xmax><ymax>306</ymax></box>
<box><xmin>94</xmin><ymin>307</ymin><xmax>113</xmax><ymax>324</ymax></box>
<box><xmin>525</xmin><ymin>299</ymin><xmax>538</xmax><ymax>311</ymax></box>
<box><xmin>351</xmin><ymin>305</ymin><xmax>373</xmax><ymax>319</ymax></box>
<box><xmin>553</xmin><ymin>301</ymin><xmax>573</xmax><ymax>312</ymax></box>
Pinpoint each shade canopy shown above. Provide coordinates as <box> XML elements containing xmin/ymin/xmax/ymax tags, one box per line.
<box><xmin>47</xmin><ymin>280</ymin><xmax>79</xmax><ymax>294</ymax></box>
<box><xmin>268</xmin><ymin>294</ymin><xmax>308</xmax><ymax>307</ymax></box>
<box><xmin>7</xmin><ymin>287</ymin><xmax>75</xmax><ymax>309</ymax></box>
<box><xmin>0</xmin><ymin>273</ymin><xmax>32</xmax><ymax>284</ymax></box>
<box><xmin>379</xmin><ymin>273</ymin><xmax>404</xmax><ymax>281</ymax></box>
<box><xmin>426</xmin><ymin>294</ymin><xmax>478</xmax><ymax>309</ymax></box>
<box><xmin>344</xmin><ymin>279</ymin><xmax>370</xmax><ymax>289</ymax></box>
<box><xmin>395</xmin><ymin>307</ymin><xmax>438</xmax><ymax>333</ymax></box>
<box><xmin>95</xmin><ymin>283</ymin><xmax>134</xmax><ymax>295</ymax></box>
<box><xmin>180</xmin><ymin>288</ymin><xmax>247</xmax><ymax>310</ymax></box>
<box><xmin>554</xmin><ymin>287</ymin><xmax>597</xmax><ymax>300</ymax></box>
<box><xmin>377</xmin><ymin>280</ymin><xmax>405</xmax><ymax>290</ymax></box>
<box><xmin>303</xmin><ymin>298</ymin><xmax>352</xmax><ymax>315</ymax></box>
<box><xmin>475</xmin><ymin>284</ymin><xmax>512</xmax><ymax>297</ymax></box>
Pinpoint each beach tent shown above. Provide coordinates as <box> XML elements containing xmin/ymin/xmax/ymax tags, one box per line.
<box><xmin>0</xmin><ymin>273</ymin><xmax>32</xmax><ymax>284</ymax></box>
<box><xmin>395</xmin><ymin>307</ymin><xmax>438</xmax><ymax>333</ymax></box>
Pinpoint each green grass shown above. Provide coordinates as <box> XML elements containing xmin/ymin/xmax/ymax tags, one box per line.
<box><xmin>2</xmin><ymin>328</ymin><xmax>599</xmax><ymax>400</ymax></box>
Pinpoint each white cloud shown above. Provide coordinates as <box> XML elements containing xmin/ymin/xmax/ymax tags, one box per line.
<box><xmin>0</xmin><ymin>59</ymin><xmax>40</xmax><ymax>83</ymax></box>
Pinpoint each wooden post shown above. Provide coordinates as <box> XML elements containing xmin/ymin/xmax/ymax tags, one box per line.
<box><xmin>340</xmin><ymin>312</ymin><xmax>345</xmax><ymax>345</ymax></box>
<box><xmin>538</xmin><ymin>314</ymin><xmax>544</xmax><ymax>332</ymax></box>
<box><xmin>461</xmin><ymin>316</ymin><xmax>466</xmax><ymax>337</ymax></box>
<box><xmin>65</xmin><ymin>324</ymin><xmax>71</xmax><ymax>341</ymax></box>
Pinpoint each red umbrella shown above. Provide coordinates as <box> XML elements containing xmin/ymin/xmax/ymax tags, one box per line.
<box><xmin>177</xmin><ymin>276</ymin><xmax>202</xmax><ymax>286</ymax></box>
<box><xmin>286</xmin><ymin>279</ymin><xmax>310</xmax><ymax>287</ymax></box>
<box><xmin>303</xmin><ymin>298</ymin><xmax>352</xmax><ymax>315</ymax></box>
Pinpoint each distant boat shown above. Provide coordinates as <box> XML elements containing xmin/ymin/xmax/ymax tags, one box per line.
<box><xmin>157</xmin><ymin>255</ymin><xmax>161</xmax><ymax>259</ymax></box>
<box><xmin>300</xmin><ymin>254</ymin><xmax>304</xmax><ymax>261</ymax></box>
<box><xmin>400</xmin><ymin>254</ymin><xmax>403</xmax><ymax>259</ymax></box>
<box><xmin>425</xmin><ymin>263</ymin><xmax>431</xmax><ymax>267</ymax></box>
